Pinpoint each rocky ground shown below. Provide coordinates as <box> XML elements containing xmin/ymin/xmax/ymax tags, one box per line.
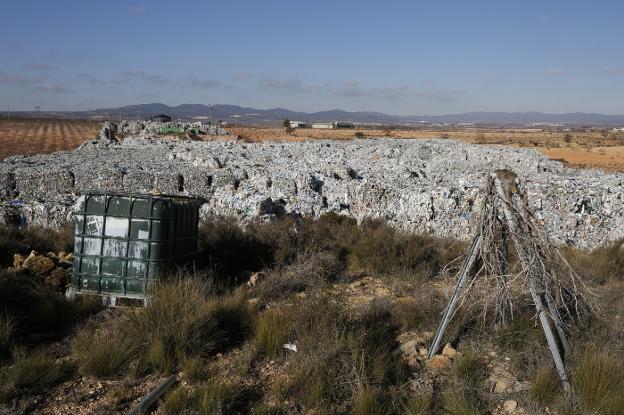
<box><xmin>0</xmin><ymin>123</ymin><xmax>622</xmax><ymax>249</ymax></box>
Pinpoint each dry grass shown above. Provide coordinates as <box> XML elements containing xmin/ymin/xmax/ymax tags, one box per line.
<box><xmin>561</xmin><ymin>239</ymin><xmax>624</xmax><ymax>284</ymax></box>
<box><xmin>440</xmin><ymin>390</ymin><xmax>484</xmax><ymax>415</ymax></box>
<box><xmin>163</xmin><ymin>381</ymin><xmax>254</xmax><ymax>414</ymax></box>
<box><xmin>0</xmin><ymin>313</ymin><xmax>15</xmax><ymax>360</ymax></box>
<box><xmin>531</xmin><ymin>367</ymin><xmax>561</xmax><ymax>407</ymax></box>
<box><xmin>0</xmin><ymin>118</ymin><xmax>99</xmax><ymax>160</ymax></box>
<box><xmin>272</xmin><ymin>296</ymin><xmax>408</xmax><ymax>413</ymax></box>
<box><xmin>572</xmin><ymin>349</ymin><xmax>624</xmax><ymax>414</ymax></box>
<box><xmin>72</xmin><ymin>276</ymin><xmax>254</xmax><ymax>378</ymax></box>
<box><xmin>254</xmin><ymin>307</ymin><xmax>292</xmax><ymax>358</ymax></box>
<box><xmin>0</xmin><ymin>351</ymin><xmax>72</xmax><ymax>402</ymax></box>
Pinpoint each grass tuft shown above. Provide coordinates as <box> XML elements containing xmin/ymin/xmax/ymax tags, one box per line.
<box><xmin>453</xmin><ymin>352</ymin><xmax>486</xmax><ymax>387</ymax></box>
<box><xmin>572</xmin><ymin>349</ymin><xmax>624</xmax><ymax>415</ymax></box>
<box><xmin>254</xmin><ymin>307</ymin><xmax>291</xmax><ymax>357</ymax></box>
<box><xmin>0</xmin><ymin>313</ymin><xmax>15</xmax><ymax>360</ymax></box>
<box><xmin>440</xmin><ymin>390</ymin><xmax>484</xmax><ymax>415</ymax></box>
<box><xmin>531</xmin><ymin>367</ymin><xmax>561</xmax><ymax>406</ymax></box>
<box><xmin>72</xmin><ymin>319</ymin><xmax>137</xmax><ymax>378</ymax></box>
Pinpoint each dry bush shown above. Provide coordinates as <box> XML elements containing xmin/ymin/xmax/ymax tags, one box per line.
<box><xmin>73</xmin><ymin>275</ymin><xmax>253</xmax><ymax>378</ymax></box>
<box><xmin>72</xmin><ymin>318</ymin><xmax>138</xmax><ymax>378</ymax></box>
<box><xmin>0</xmin><ymin>270</ymin><xmax>101</xmax><ymax>339</ymax></box>
<box><xmin>0</xmin><ymin>351</ymin><xmax>72</xmax><ymax>402</ymax></box>
<box><xmin>254</xmin><ymin>307</ymin><xmax>292</xmax><ymax>357</ymax></box>
<box><xmin>273</xmin><ymin>296</ymin><xmax>408</xmax><ymax>412</ymax></box>
<box><xmin>0</xmin><ymin>223</ymin><xmax>74</xmax><ymax>266</ymax></box>
<box><xmin>440</xmin><ymin>390</ymin><xmax>484</xmax><ymax>415</ymax></box>
<box><xmin>128</xmin><ymin>277</ymin><xmax>253</xmax><ymax>374</ymax></box>
<box><xmin>352</xmin><ymin>386</ymin><xmax>392</xmax><ymax>415</ymax></box>
<box><xmin>572</xmin><ymin>349</ymin><xmax>624</xmax><ymax>414</ymax></box>
<box><xmin>0</xmin><ymin>313</ymin><xmax>15</xmax><ymax>360</ymax></box>
<box><xmin>404</xmin><ymin>392</ymin><xmax>433</xmax><ymax>414</ymax></box>
<box><xmin>531</xmin><ymin>367</ymin><xmax>561</xmax><ymax>407</ymax></box>
<box><xmin>561</xmin><ymin>240</ymin><xmax>624</xmax><ymax>284</ymax></box>
<box><xmin>453</xmin><ymin>353</ymin><xmax>487</xmax><ymax>388</ymax></box>
<box><xmin>253</xmin><ymin>250</ymin><xmax>343</xmax><ymax>302</ymax></box>
<box><xmin>390</xmin><ymin>290</ymin><xmax>445</xmax><ymax>331</ymax></box>
<box><xmin>163</xmin><ymin>381</ymin><xmax>254</xmax><ymax>415</ymax></box>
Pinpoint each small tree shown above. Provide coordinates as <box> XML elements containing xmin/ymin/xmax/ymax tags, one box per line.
<box><xmin>563</xmin><ymin>133</ymin><xmax>573</xmax><ymax>144</ymax></box>
<box><xmin>283</xmin><ymin>119</ymin><xmax>290</xmax><ymax>128</ymax></box>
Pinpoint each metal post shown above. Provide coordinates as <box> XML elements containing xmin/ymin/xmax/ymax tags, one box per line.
<box><xmin>427</xmin><ymin>234</ymin><xmax>482</xmax><ymax>358</ymax></box>
<box><xmin>545</xmin><ymin>293</ymin><xmax>571</xmax><ymax>357</ymax></box>
<box><xmin>493</xmin><ymin>176</ymin><xmax>571</xmax><ymax>393</ymax></box>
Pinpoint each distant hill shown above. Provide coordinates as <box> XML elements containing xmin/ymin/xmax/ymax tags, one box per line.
<box><xmin>19</xmin><ymin>103</ymin><xmax>624</xmax><ymax>126</ymax></box>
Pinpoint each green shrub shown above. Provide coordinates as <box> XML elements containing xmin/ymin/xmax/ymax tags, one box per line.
<box><xmin>531</xmin><ymin>367</ymin><xmax>561</xmax><ymax>406</ymax></box>
<box><xmin>572</xmin><ymin>349</ymin><xmax>624</xmax><ymax>415</ymax></box>
<box><xmin>255</xmin><ymin>307</ymin><xmax>291</xmax><ymax>357</ymax></box>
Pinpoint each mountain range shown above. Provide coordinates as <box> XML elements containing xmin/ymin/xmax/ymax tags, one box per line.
<box><xmin>25</xmin><ymin>103</ymin><xmax>624</xmax><ymax>126</ymax></box>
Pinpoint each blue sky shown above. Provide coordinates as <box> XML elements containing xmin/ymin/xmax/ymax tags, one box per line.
<box><xmin>1</xmin><ymin>0</ymin><xmax>623</xmax><ymax>115</ymax></box>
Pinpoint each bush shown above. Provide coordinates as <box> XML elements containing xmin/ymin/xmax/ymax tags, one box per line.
<box><xmin>0</xmin><ymin>270</ymin><xmax>102</xmax><ymax>338</ymax></box>
<box><xmin>0</xmin><ymin>313</ymin><xmax>15</xmax><ymax>360</ymax></box>
<box><xmin>275</xmin><ymin>297</ymin><xmax>408</xmax><ymax>412</ymax></box>
<box><xmin>561</xmin><ymin>240</ymin><xmax>624</xmax><ymax>283</ymax></box>
<box><xmin>0</xmin><ymin>223</ymin><xmax>74</xmax><ymax>266</ymax></box>
<box><xmin>1</xmin><ymin>351</ymin><xmax>72</xmax><ymax>401</ymax></box>
<box><xmin>163</xmin><ymin>382</ymin><xmax>254</xmax><ymax>414</ymax></box>
<box><xmin>352</xmin><ymin>386</ymin><xmax>390</xmax><ymax>415</ymax></box>
<box><xmin>131</xmin><ymin>277</ymin><xmax>252</xmax><ymax>374</ymax></box>
<box><xmin>404</xmin><ymin>392</ymin><xmax>432</xmax><ymax>414</ymax></box>
<box><xmin>440</xmin><ymin>390</ymin><xmax>484</xmax><ymax>415</ymax></box>
<box><xmin>355</xmin><ymin>131</ymin><xmax>365</xmax><ymax>138</ymax></box>
<box><xmin>255</xmin><ymin>307</ymin><xmax>291</xmax><ymax>357</ymax></box>
<box><xmin>453</xmin><ymin>353</ymin><xmax>486</xmax><ymax>387</ymax></box>
<box><xmin>254</xmin><ymin>250</ymin><xmax>344</xmax><ymax>302</ymax></box>
<box><xmin>531</xmin><ymin>367</ymin><xmax>561</xmax><ymax>407</ymax></box>
<box><xmin>572</xmin><ymin>349</ymin><xmax>624</xmax><ymax>414</ymax></box>
<box><xmin>72</xmin><ymin>319</ymin><xmax>138</xmax><ymax>378</ymax></box>
<box><xmin>391</xmin><ymin>291</ymin><xmax>445</xmax><ymax>331</ymax></box>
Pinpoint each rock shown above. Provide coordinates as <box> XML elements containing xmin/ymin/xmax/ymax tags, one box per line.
<box><xmin>493</xmin><ymin>376</ymin><xmax>517</xmax><ymax>394</ymax></box>
<box><xmin>418</xmin><ymin>347</ymin><xmax>428</xmax><ymax>357</ymax></box>
<box><xmin>425</xmin><ymin>355</ymin><xmax>452</xmax><ymax>370</ymax></box>
<box><xmin>400</xmin><ymin>340</ymin><xmax>418</xmax><ymax>355</ymax></box>
<box><xmin>247</xmin><ymin>271</ymin><xmax>267</xmax><ymax>287</ymax></box>
<box><xmin>442</xmin><ymin>343</ymin><xmax>460</xmax><ymax>359</ymax></box>
<box><xmin>45</xmin><ymin>268</ymin><xmax>71</xmax><ymax>290</ymax></box>
<box><xmin>58</xmin><ymin>251</ymin><xmax>73</xmax><ymax>264</ymax></box>
<box><xmin>23</xmin><ymin>251</ymin><xmax>56</xmax><ymax>276</ymax></box>
<box><xmin>13</xmin><ymin>253</ymin><xmax>26</xmax><ymax>268</ymax></box>
<box><xmin>503</xmin><ymin>400</ymin><xmax>518</xmax><ymax>413</ymax></box>
<box><xmin>512</xmin><ymin>381</ymin><xmax>531</xmax><ymax>392</ymax></box>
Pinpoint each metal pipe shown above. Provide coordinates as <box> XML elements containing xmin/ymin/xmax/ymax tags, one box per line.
<box><xmin>427</xmin><ymin>233</ymin><xmax>482</xmax><ymax>358</ymax></box>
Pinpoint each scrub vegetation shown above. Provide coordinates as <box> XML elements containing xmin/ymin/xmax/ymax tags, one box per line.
<box><xmin>0</xmin><ymin>215</ymin><xmax>623</xmax><ymax>414</ymax></box>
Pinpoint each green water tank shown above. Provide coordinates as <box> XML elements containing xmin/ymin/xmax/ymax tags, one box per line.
<box><xmin>71</xmin><ymin>191</ymin><xmax>204</xmax><ymax>302</ymax></box>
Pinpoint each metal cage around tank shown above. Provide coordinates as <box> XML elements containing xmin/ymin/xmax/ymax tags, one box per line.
<box><xmin>71</xmin><ymin>191</ymin><xmax>204</xmax><ymax>303</ymax></box>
